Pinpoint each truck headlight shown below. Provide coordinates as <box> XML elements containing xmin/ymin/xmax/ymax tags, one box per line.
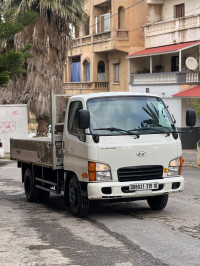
<box><xmin>88</xmin><ymin>162</ymin><xmax>112</xmax><ymax>182</ymax></box>
<box><xmin>167</xmin><ymin>157</ymin><xmax>184</xmax><ymax>177</ymax></box>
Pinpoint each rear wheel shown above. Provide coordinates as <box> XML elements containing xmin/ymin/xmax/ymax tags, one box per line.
<box><xmin>69</xmin><ymin>175</ymin><xmax>89</xmax><ymax>217</ymax></box>
<box><xmin>24</xmin><ymin>168</ymin><xmax>38</xmax><ymax>202</ymax></box>
<box><xmin>147</xmin><ymin>194</ymin><xmax>169</xmax><ymax>210</ymax></box>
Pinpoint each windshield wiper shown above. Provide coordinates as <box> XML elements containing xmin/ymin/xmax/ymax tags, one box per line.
<box><xmin>129</xmin><ymin>127</ymin><xmax>171</xmax><ymax>136</ymax></box>
<box><xmin>94</xmin><ymin>127</ymin><xmax>140</xmax><ymax>138</ymax></box>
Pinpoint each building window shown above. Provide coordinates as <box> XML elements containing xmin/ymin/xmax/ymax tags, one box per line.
<box><xmin>69</xmin><ymin>23</ymin><xmax>80</xmax><ymax>39</ymax></box>
<box><xmin>71</xmin><ymin>56</ymin><xmax>81</xmax><ymax>82</ymax></box>
<box><xmin>84</xmin><ymin>16</ymin><xmax>90</xmax><ymax>36</ymax></box>
<box><xmin>113</xmin><ymin>64</ymin><xmax>120</xmax><ymax>83</ymax></box>
<box><xmin>171</xmin><ymin>56</ymin><xmax>179</xmax><ymax>72</ymax></box>
<box><xmin>83</xmin><ymin>59</ymin><xmax>90</xmax><ymax>82</ymax></box>
<box><xmin>174</xmin><ymin>3</ymin><xmax>185</xmax><ymax>18</ymax></box>
<box><xmin>68</xmin><ymin>101</ymin><xmax>85</xmax><ymax>141</ymax></box>
<box><xmin>95</xmin><ymin>13</ymin><xmax>110</xmax><ymax>34</ymax></box>
<box><xmin>118</xmin><ymin>6</ymin><xmax>125</xmax><ymax>29</ymax></box>
<box><xmin>97</xmin><ymin>61</ymin><xmax>105</xmax><ymax>81</ymax></box>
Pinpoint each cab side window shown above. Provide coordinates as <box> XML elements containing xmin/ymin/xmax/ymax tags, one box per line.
<box><xmin>68</xmin><ymin>101</ymin><xmax>85</xmax><ymax>141</ymax></box>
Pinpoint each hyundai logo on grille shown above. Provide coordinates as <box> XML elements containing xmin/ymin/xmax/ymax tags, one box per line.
<box><xmin>136</xmin><ymin>151</ymin><xmax>146</xmax><ymax>157</ymax></box>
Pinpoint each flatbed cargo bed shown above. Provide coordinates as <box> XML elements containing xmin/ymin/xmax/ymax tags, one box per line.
<box><xmin>10</xmin><ymin>92</ymin><xmax>69</xmax><ymax>170</ymax></box>
<box><xmin>10</xmin><ymin>138</ymin><xmax>53</xmax><ymax>167</ymax></box>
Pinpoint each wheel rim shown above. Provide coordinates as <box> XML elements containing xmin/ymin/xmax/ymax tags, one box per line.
<box><xmin>69</xmin><ymin>183</ymin><xmax>78</xmax><ymax>207</ymax></box>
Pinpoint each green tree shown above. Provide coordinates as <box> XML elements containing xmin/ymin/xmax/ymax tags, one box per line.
<box><xmin>0</xmin><ymin>1</ymin><xmax>38</xmax><ymax>87</ymax></box>
<box><xmin>1</xmin><ymin>0</ymin><xmax>86</xmax><ymax>136</ymax></box>
<box><xmin>191</xmin><ymin>98</ymin><xmax>200</xmax><ymax>118</ymax></box>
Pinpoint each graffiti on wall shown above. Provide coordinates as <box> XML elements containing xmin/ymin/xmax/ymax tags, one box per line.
<box><xmin>0</xmin><ymin>121</ymin><xmax>17</xmax><ymax>134</ymax></box>
<box><xmin>0</xmin><ymin>109</ymin><xmax>18</xmax><ymax>134</ymax></box>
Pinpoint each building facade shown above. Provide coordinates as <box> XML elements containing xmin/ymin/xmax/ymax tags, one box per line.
<box><xmin>63</xmin><ymin>0</ymin><xmax>200</xmax><ymax>148</ymax></box>
<box><xmin>128</xmin><ymin>0</ymin><xmax>200</xmax><ymax>148</ymax></box>
<box><xmin>63</xmin><ymin>0</ymin><xmax>147</xmax><ymax>94</ymax></box>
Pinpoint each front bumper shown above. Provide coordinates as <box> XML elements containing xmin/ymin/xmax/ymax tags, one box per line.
<box><xmin>87</xmin><ymin>176</ymin><xmax>184</xmax><ymax>200</ymax></box>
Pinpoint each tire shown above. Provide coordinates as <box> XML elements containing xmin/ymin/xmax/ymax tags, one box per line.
<box><xmin>38</xmin><ymin>189</ymin><xmax>50</xmax><ymax>203</ymax></box>
<box><xmin>68</xmin><ymin>175</ymin><xmax>89</xmax><ymax>217</ymax></box>
<box><xmin>64</xmin><ymin>181</ymin><xmax>70</xmax><ymax>207</ymax></box>
<box><xmin>24</xmin><ymin>168</ymin><xmax>38</xmax><ymax>202</ymax></box>
<box><xmin>147</xmin><ymin>194</ymin><xmax>169</xmax><ymax>210</ymax></box>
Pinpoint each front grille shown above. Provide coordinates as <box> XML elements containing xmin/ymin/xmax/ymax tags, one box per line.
<box><xmin>117</xmin><ymin>165</ymin><xmax>163</xmax><ymax>182</ymax></box>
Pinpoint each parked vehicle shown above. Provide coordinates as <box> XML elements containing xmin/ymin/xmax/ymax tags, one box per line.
<box><xmin>10</xmin><ymin>91</ymin><xmax>196</xmax><ymax>217</ymax></box>
<box><xmin>0</xmin><ymin>139</ymin><xmax>5</xmax><ymax>159</ymax></box>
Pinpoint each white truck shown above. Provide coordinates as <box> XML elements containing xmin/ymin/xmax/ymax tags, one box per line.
<box><xmin>10</xmin><ymin>91</ymin><xmax>196</xmax><ymax>217</ymax></box>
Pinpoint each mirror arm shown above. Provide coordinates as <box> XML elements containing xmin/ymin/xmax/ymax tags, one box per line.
<box><xmin>85</xmin><ymin>133</ymin><xmax>100</xmax><ymax>143</ymax></box>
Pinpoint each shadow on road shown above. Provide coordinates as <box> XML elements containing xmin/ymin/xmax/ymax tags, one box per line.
<box><xmin>41</xmin><ymin>194</ymin><xmax>152</xmax><ymax>218</ymax></box>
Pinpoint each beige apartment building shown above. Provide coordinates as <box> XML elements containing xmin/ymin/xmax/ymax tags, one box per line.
<box><xmin>63</xmin><ymin>0</ymin><xmax>150</xmax><ymax>94</ymax></box>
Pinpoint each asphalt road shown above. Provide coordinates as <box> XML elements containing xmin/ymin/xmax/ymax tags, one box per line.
<box><xmin>0</xmin><ymin>161</ymin><xmax>199</xmax><ymax>266</ymax></box>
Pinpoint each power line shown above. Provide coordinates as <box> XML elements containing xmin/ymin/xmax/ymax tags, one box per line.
<box><xmin>101</xmin><ymin>6</ymin><xmax>200</xmax><ymax>47</ymax></box>
<box><xmin>74</xmin><ymin>4</ymin><xmax>200</xmax><ymax>41</ymax></box>
<box><xmin>75</xmin><ymin>0</ymin><xmax>144</xmax><ymax>34</ymax></box>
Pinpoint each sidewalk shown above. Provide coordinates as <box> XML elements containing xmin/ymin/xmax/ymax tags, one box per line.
<box><xmin>182</xmin><ymin>149</ymin><xmax>199</xmax><ymax>167</ymax></box>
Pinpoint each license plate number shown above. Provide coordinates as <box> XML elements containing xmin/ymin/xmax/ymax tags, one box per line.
<box><xmin>129</xmin><ymin>183</ymin><xmax>159</xmax><ymax>191</ymax></box>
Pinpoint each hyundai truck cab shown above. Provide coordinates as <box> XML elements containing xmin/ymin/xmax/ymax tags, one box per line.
<box><xmin>62</xmin><ymin>92</ymin><xmax>191</xmax><ymax>213</ymax></box>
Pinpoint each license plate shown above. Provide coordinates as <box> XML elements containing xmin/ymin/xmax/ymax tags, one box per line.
<box><xmin>129</xmin><ymin>183</ymin><xmax>159</xmax><ymax>191</ymax></box>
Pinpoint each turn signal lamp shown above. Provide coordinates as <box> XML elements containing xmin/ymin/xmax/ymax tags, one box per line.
<box><xmin>167</xmin><ymin>157</ymin><xmax>184</xmax><ymax>176</ymax></box>
<box><xmin>88</xmin><ymin>161</ymin><xmax>112</xmax><ymax>182</ymax></box>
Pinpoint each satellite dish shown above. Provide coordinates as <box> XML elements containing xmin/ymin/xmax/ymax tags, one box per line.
<box><xmin>185</xmin><ymin>57</ymin><xmax>198</xmax><ymax>71</ymax></box>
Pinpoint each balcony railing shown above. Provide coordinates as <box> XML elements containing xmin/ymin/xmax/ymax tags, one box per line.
<box><xmin>145</xmin><ymin>14</ymin><xmax>200</xmax><ymax>36</ymax></box>
<box><xmin>82</xmin><ymin>36</ymin><xmax>92</xmax><ymax>44</ymax></box>
<box><xmin>130</xmin><ymin>72</ymin><xmax>200</xmax><ymax>85</ymax></box>
<box><xmin>144</xmin><ymin>14</ymin><xmax>200</xmax><ymax>47</ymax></box>
<box><xmin>63</xmin><ymin>81</ymin><xmax>109</xmax><ymax>91</ymax></box>
<box><xmin>73</xmin><ymin>36</ymin><xmax>91</xmax><ymax>47</ymax></box>
<box><xmin>95</xmin><ymin>81</ymin><xmax>109</xmax><ymax>88</ymax></box>
<box><xmin>93</xmin><ymin>31</ymin><xmax>111</xmax><ymax>42</ymax></box>
<box><xmin>116</xmin><ymin>30</ymin><xmax>129</xmax><ymax>38</ymax></box>
<box><xmin>72</xmin><ymin>29</ymin><xmax>129</xmax><ymax>49</ymax></box>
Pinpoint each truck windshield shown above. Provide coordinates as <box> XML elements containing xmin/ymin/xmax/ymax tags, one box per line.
<box><xmin>87</xmin><ymin>96</ymin><xmax>175</xmax><ymax>135</ymax></box>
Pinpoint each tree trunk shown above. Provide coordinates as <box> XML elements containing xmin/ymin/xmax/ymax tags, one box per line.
<box><xmin>0</xmin><ymin>17</ymin><xmax>68</xmax><ymax>136</ymax></box>
<box><xmin>37</xmin><ymin>117</ymin><xmax>49</xmax><ymax>137</ymax></box>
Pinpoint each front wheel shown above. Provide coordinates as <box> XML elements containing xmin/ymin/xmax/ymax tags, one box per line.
<box><xmin>147</xmin><ymin>194</ymin><xmax>169</xmax><ymax>210</ymax></box>
<box><xmin>69</xmin><ymin>175</ymin><xmax>89</xmax><ymax>217</ymax></box>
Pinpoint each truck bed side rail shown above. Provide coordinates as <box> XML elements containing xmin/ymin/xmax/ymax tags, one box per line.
<box><xmin>51</xmin><ymin>90</ymin><xmax>71</xmax><ymax>170</ymax></box>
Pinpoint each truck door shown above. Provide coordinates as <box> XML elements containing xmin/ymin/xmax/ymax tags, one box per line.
<box><xmin>63</xmin><ymin>101</ymin><xmax>88</xmax><ymax>177</ymax></box>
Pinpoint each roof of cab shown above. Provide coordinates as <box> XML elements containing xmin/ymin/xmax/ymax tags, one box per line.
<box><xmin>69</xmin><ymin>91</ymin><xmax>160</xmax><ymax>101</ymax></box>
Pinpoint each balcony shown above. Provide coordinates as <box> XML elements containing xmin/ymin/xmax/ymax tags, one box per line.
<box><xmin>93</xmin><ymin>31</ymin><xmax>111</xmax><ymax>42</ymax></box>
<box><xmin>63</xmin><ymin>82</ymin><xmax>109</xmax><ymax>94</ymax></box>
<box><xmin>71</xmin><ymin>30</ymin><xmax>129</xmax><ymax>54</ymax></box>
<box><xmin>73</xmin><ymin>36</ymin><xmax>92</xmax><ymax>47</ymax></box>
<box><xmin>130</xmin><ymin>72</ymin><xmax>200</xmax><ymax>85</ymax></box>
<box><xmin>144</xmin><ymin>14</ymin><xmax>200</xmax><ymax>48</ymax></box>
<box><xmin>116</xmin><ymin>30</ymin><xmax>129</xmax><ymax>39</ymax></box>
<box><xmin>93</xmin><ymin>0</ymin><xmax>111</xmax><ymax>7</ymax></box>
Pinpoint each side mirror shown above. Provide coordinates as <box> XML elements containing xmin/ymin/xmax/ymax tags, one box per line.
<box><xmin>78</xmin><ymin>110</ymin><xmax>90</xmax><ymax>129</ymax></box>
<box><xmin>186</xmin><ymin>108</ymin><xmax>196</xmax><ymax>128</ymax></box>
